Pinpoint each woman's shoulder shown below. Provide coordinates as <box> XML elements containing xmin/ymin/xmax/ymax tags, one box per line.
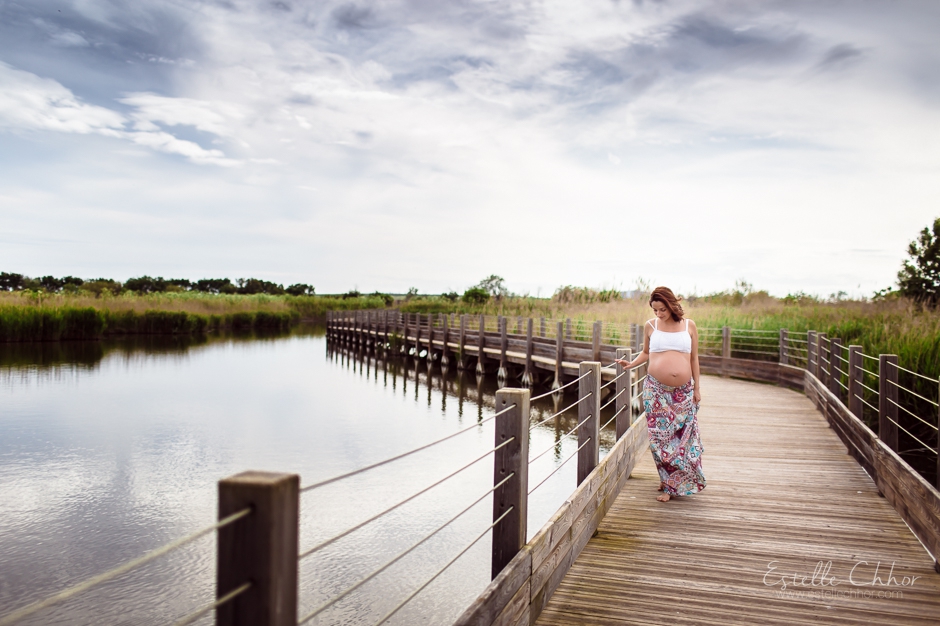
<box><xmin>685</xmin><ymin>318</ymin><xmax>697</xmax><ymax>329</ymax></box>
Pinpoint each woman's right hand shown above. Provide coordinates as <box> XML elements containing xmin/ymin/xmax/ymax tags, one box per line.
<box><xmin>614</xmin><ymin>359</ymin><xmax>631</xmax><ymax>368</ymax></box>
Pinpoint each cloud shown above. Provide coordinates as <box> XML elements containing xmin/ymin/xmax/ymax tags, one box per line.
<box><xmin>119</xmin><ymin>92</ymin><xmax>245</xmax><ymax>137</ymax></box>
<box><xmin>0</xmin><ymin>61</ymin><xmax>238</xmax><ymax>165</ymax></box>
<box><xmin>0</xmin><ymin>61</ymin><xmax>124</xmax><ymax>134</ymax></box>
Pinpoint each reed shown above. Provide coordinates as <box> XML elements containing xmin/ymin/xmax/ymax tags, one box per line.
<box><xmin>0</xmin><ymin>305</ymin><xmax>297</xmax><ymax>342</ymax></box>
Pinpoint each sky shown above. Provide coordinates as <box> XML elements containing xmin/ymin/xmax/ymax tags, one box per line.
<box><xmin>1</xmin><ymin>0</ymin><xmax>938</xmax><ymax>298</ymax></box>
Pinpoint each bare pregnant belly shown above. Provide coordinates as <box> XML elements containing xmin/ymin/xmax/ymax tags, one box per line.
<box><xmin>648</xmin><ymin>352</ymin><xmax>692</xmax><ymax>386</ymax></box>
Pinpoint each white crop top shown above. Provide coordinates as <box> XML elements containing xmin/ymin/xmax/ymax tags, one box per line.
<box><xmin>648</xmin><ymin>318</ymin><xmax>692</xmax><ymax>354</ymax></box>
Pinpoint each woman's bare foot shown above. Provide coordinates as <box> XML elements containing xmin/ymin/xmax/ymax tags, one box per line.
<box><xmin>658</xmin><ymin>482</ymin><xmax>665</xmax><ymax>492</ymax></box>
<box><xmin>656</xmin><ymin>493</ymin><xmax>671</xmax><ymax>502</ymax></box>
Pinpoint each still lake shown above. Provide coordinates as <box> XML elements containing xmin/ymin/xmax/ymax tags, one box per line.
<box><xmin>0</xmin><ymin>327</ymin><xmax>623</xmax><ymax>625</ymax></box>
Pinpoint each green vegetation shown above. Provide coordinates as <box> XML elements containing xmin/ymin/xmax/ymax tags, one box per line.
<box><xmin>897</xmin><ymin>216</ymin><xmax>940</xmax><ymax>308</ymax></box>
<box><xmin>0</xmin><ymin>304</ymin><xmax>295</xmax><ymax>342</ymax></box>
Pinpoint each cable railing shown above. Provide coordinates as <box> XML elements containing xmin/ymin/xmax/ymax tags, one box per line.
<box><xmin>0</xmin><ymin>508</ymin><xmax>252</xmax><ymax>626</ymax></box>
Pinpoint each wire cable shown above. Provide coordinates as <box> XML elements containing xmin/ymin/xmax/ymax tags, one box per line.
<box><xmin>530</xmin><ymin>371</ymin><xmax>591</xmax><ymax>401</ymax></box>
<box><xmin>370</xmin><ymin>507</ymin><xmax>514</xmax><ymax>626</ymax></box>
<box><xmin>886</xmin><ymin>361</ymin><xmax>940</xmax><ymax>384</ymax></box>
<box><xmin>296</xmin><ymin>474</ymin><xmax>514</xmax><ymax>625</ymax></box>
<box><xmin>298</xmin><ymin>438</ymin><xmax>514</xmax><ymax>562</ymax></box>
<box><xmin>300</xmin><ymin>404</ymin><xmax>515</xmax><ymax>493</ymax></box>
<box><xmin>599</xmin><ymin>388</ymin><xmax>626</xmax><ymax>412</ymax></box>
<box><xmin>172</xmin><ymin>582</ymin><xmax>251</xmax><ymax>626</ymax></box>
<box><xmin>888</xmin><ymin>380</ymin><xmax>940</xmax><ymax>407</ymax></box>
<box><xmin>529</xmin><ymin>415</ymin><xmax>592</xmax><ymax>465</ymax></box>
<box><xmin>528</xmin><ymin>437</ymin><xmax>591</xmax><ymax>496</ymax></box>
<box><xmin>601</xmin><ymin>405</ymin><xmax>628</xmax><ymax>431</ymax></box>
<box><xmin>0</xmin><ymin>508</ymin><xmax>250</xmax><ymax>626</ymax></box>
<box><xmin>886</xmin><ymin>398</ymin><xmax>939</xmax><ymax>431</ymax></box>
<box><xmin>530</xmin><ymin>393</ymin><xmax>593</xmax><ymax>429</ymax></box>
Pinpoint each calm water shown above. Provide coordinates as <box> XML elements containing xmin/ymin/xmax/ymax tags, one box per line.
<box><xmin>0</xmin><ymin>328</ymin><xmax>622</xmax><ymax>625</ymax></box>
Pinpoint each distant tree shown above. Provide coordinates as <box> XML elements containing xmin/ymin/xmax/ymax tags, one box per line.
<box><xmin>84</xmin><ymin>278</ymin><xmax>122</xmax><ymax>296</ymax></box>
<box><xmin>237</xmin><ymin>278</ymin><xmax>285</xmax><ymax>295</ymax></box>
<box><xmin>897</xmin><ymin>217</ymin><xmax>940</xmax><ymax>308</ymax></box>
<box><xmin>474</xmin><ymin>275</ymin><xmax>508</xmax><ymax>301</ymax></box>
<box><xmin>39</xmin><ymin>276</ymin><xmax>65</xmax><ymax>292</ymax></box>
<box><xmin>193</xmin><ymin>278</ymin><xmax>233</xmax><ymax>294</ymax></box>
<box><xmin>286</xmin><ymin>283</ymin><xmax>315</xmax><ymax>296</ymax></box>
<box><xmin>125</xmin><ymin>276</ymin><xmax>167</xmax><ymax>293</ymax></box>
<box><xmin>166</xmin><ymin>278</ymin><xmax>192</xmax><ymax>290</ymax></box>
<box><xmin>341</xmin><ymin>289</ymin><xmax>361</xmax><ymax>299</ymax></box>
<box><xmin>0</xmin><ymin>272</ymin><xmax>26</xmax><ymax>291</ymax></box>
<box><xmin>462</xmin><ymin>287</ymin><xmax>489</xmax><ymax>305</ymax></box>
<box><xmin>405</xmin><ymin>287</ymin><xmax>419</xmax><ymax>301</ymax></box>
<box><xmin>442</xmin><ymin>291</ymin><xmax>459</xmax><ymax>302</ymax></box>
<box><xmin>370</xmin><ymin>291</ymin><xmax>393</xmax><ymax>306</ymax></box>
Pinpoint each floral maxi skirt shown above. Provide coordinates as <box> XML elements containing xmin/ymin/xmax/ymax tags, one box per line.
<box><xmin>642</xmin><ymin>374</ymin><xmax>706</xmax><ymax>497</ymax></box>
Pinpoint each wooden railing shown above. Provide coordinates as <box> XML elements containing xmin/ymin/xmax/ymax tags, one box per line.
<box><xmin>4</xmin><ymin>311</ymin><xmax>937</xmax><ymax>626</ymax></box>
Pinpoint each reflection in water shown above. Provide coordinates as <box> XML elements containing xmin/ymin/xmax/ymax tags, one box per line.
<box><xmin>0</xmin><ymin>327</ymin><xmax>624</xmax><ymax>626</ymax></box>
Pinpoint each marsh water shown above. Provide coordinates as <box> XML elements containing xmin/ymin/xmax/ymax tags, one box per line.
<box><xmin>0</xmin><ymin>327</ymin><xmax>624</xmax><ymax>625</ymax></box>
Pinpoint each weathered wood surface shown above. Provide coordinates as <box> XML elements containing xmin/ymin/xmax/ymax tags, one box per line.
<box><xmin>534</xmin><ymin>376</ymin><xmax>940</xmax><ymax>626</ymax></box>
<box><xmin>454</xmin><ymin>408</ymin><xmax>649</xmax><ymax>626</ymax></box>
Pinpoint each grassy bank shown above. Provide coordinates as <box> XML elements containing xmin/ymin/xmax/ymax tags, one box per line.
<box><xmin>0</xmin><ymin>305</ymin><xmax>296</xmax><ymax>342</ymax></box>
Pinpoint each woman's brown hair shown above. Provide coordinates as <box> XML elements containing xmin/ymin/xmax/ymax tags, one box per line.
<box><xmin>649</xmin><ymin>286</ymin><xmax>684</xmax><ymax>322</ymax></box>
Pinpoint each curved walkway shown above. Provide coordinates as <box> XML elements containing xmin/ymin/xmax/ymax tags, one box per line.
<box><xmin>534</xmin><ymin>375</ymin><xmax>940</xmax><ymax>625</ymax></box>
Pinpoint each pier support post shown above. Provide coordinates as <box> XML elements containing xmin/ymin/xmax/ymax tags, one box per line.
<box><xmin>592</xmin><ymin>321</ymin><xmax>601</xmax><ymax>362</ymax></box>
<box><xmin>441</xmin><ymin>315</ymin><xmax>450</xmax><ymax>367</ymax></box>
<box><xmin>615</xmin><ymin>348</ymin><xmax>632</xmax><ymax>437</ymax></box>
<box><xmin>540</xmin><ymin>317</ymin><xmax>546</xmax><ymax>338</ymax></box>
<box><xmin>491</xmin><ymin>388</ymin><xmax>530</xmax><ymax>579</ymax></box>
<box><xmin>497</xmin><ymin>316</ymin><xmax>508</xmax><ymax>382</ymax></box>
<box><xmin>578</xmin><ymin>361</ymin><xmax>601</xmax><ymax>485</ymax></box>
<box><xmin>552</xmin><ymin>321</ymin><xmax>564</xmax><ymax>390</ymax></box>
<box><xmin>522</xmin><ymin>318</ymin><xmax>534</xmax><ymax>386</ymax></box>
<box><xmin>779</xmin><ymin>328</ymin><xmax>788</xmax><ymax>365</ymax></box>
<box><xmin>721</xmin><ymin>326</ymin><xmax>731</xmax><ymax>359</ymax></box>
<box><xmin>458</xmin><ymin>315</ymin><xmax>468</xmax><ymax>370</ymax></box>
<box><xmin>848</xmin><ymin>345</ymin><xmax>863</xmax><ymax>419</ymax></box>
<box><xmin>476</xmin><ymin>316</ymin><xmax>488</xmax><ymax>375</ymax></box>
<box><xmin>217</xmin><ymin>471</ymin><xmax>299</xmax><ymax>626</ymax></box>
<box><xmin>879</xmin><ymin>354</ymin><xmax>899</xmax><ymax>452</ymax></box>
<box><xmin>565</xmin><ymin>318</ymin><xmax>572</xmax><ymax>341</ymax></box>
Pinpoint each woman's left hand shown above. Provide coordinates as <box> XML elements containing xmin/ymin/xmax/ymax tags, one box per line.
<box><xmin>693</xmin><ymin>389</ymin><xmax>701</xmax><ymax>405</ymax></box>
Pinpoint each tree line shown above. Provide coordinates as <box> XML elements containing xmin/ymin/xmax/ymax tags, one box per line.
<box><xmin>0</xmin><ymin>273</ymin><xmax>315</xmax><ymax>296</ymax></box>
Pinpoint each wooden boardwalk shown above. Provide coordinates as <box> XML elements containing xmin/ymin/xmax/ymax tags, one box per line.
<box><xmin>534</xmin><ymin>375</ymin><xmax>940</xmax><ymax>625</ymax></box>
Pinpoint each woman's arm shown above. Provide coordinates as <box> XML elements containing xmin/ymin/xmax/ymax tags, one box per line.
<box><xmin>689</xmin><ymin>319</ymin><xmax>702</xmax><ymax>404</ymax></box>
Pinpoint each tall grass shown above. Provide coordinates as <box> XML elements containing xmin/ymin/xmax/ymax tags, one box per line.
<box><xmin>0</xmin><ymin>305</ymin><xmax>295</xmax><ymax>342</ymax></box>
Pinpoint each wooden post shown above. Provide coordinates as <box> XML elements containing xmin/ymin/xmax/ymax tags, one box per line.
<box><xmin>829</xmin><ymin>338</ymin><xmax>843</xmax><ymax>397</ymax></box>
<box><xmin>592</xmin><ymin>321</ymin><xmax>601</xmax><ymax>362</ymax></box>
<box><xmin>476</xmin><ymin>315</ymin><xmax>487</xmax><ymax>375</ymax></box>
<box><xmin>553</xmin><ymin>321</ymin><xmax>564</xmax><ymax>389</ymax></box>
<box><xmin>817</xmin><ymin>333</ymin><xmax>828</xmax><ymax>381</ymax></box>
<box><xmin>565</xmin><ymin>318</ymin><xmax>572</xmax><ymax>340</ymax></box>
<box><xmin>632</xmin><ymin>323</ymin><xmax>641</xmax><ymax>353</ymax></box>
<box><xmin>540</xmin><ymin>317</ymin><xmax>546</xmax><ymax>338</ymax></box>
<box><xmin>779</xmin><ymin>328</ymin><xmax>788</xmax><ymax>365</ymax></box>
<box><xmin>217</xmin><ymin>471</ymin><xmax>299</xmax><ymax>626</ymax></box>
<box><xmin>441</xmin><ymin>315</ymin><xmax>450</xmax><ymax>367</ymax></box>
<box><xmin>458</xmin><ymin>315</ymin><xmax>468</xmax><ymax>370</ymax></box>
<box><xmin>516</xmin><ymin>316</ymin><xmax>523</xmax><ymax>334</ymax></box>
<box><xmin>522</xmin><ymin>318</ymin><xmax>534</xmax><ymax>386</ymax></box>
<box><xmin>879</xmin><ymin>354</ymin><xmax>899</xmax><ymax>452</ymax></box>
<box><xmin>848</xmin><ymin>345</ymin><xmax>862</xmax><ymax>418</ymax></box>
<box><xmin>721</xmin><ymin>326</ymin><xmax>731</xmax><ymax>359</ymax></box>
<box><xmin>578</xmin><ymin>361</ymin><xmax>601</xmax><ymax>485</ymax></box>
<box><xmin>615</xmin><ymin>348</ymin><xmax>632</xmax><ymax>437</ymax></box>
<box><xmin>415</xmin><ymin>313</ymin><xmax>423</xmax><ymax>358</ymax></box>
<box><xmin>497</xmin><ymin>316</ymin><xmax>508</xmax><ymax>381</ymax></box>
<box><xmin>491</xmin><ymin>388</ymin><xmax>529</xmax><ymax>579</ymax></box>
<box><xmin>427</xmin><ymin>314</ymin><xmax>435</xmax><ymax>361</ymax></box>
<box><xmin>807</xmin><ymin>331</ymin><xmax>817</xmax><ymax>375</ymax></box>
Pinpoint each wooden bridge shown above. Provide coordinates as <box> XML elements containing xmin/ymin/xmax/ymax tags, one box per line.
<box><xmin>330</xmin><ymin>311</ymin><xmax>940</xmax><ymax>625</ymax></box>
<box><xmin>4</xmin><ymin>311</ymin><xmax>938</xmax><ymax>625</ymax></box>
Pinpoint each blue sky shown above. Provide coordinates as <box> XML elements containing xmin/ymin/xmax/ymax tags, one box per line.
<box><xmin>1</xmin><ymin>0</ymin><xmax>938</xmax><ymax>297</ymax></box>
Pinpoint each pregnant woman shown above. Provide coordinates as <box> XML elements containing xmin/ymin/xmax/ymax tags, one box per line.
<box><xmin>615</xmin><ymin>286</ymin><xmax>706</xmax><ymax>502</ymax></box>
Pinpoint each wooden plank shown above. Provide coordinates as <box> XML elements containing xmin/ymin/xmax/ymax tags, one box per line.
<box><xmin>533</xmin><ymin>375</ymin><xmax>940</xmax><ymax>626</ymax></box>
